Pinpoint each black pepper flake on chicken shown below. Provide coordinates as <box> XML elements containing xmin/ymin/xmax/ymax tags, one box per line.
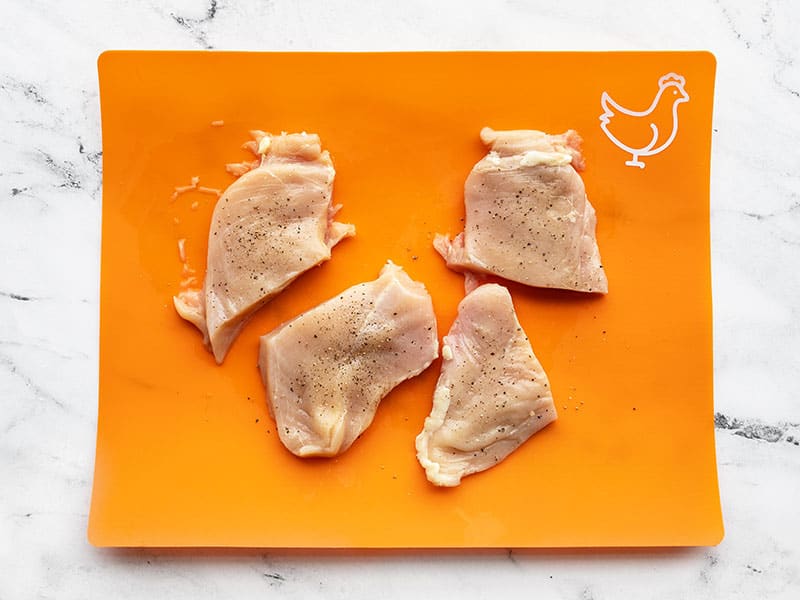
<box><xmin>416</xmin><ymin>283</ymin><xmax>557</xmax><ymax>487</ymax></box>
<box><xmin>434</xmin><ymin>127</ymin><xmax>608</xmax><ymax>294</ymax></box>
<box><xmin>173</xmin><ymin>132</ymin><xmax>355</xmax><ymax>363</ymax></box>
<box><xmin>258</xmin><ymin>262</ymin><xmax>439</xmax><ymax>458</ymax></box>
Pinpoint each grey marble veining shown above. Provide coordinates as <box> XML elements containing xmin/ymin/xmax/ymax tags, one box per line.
<box><xmin>1</xmin><ymin>0</ymin><xmax>799</xmax><ymax>598</ymax></box>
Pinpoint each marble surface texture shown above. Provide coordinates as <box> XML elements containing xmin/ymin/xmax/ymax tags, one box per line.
<box><xmin>1</xmin><ymin>0</ymin><xmax>799</xmax><ymax>598</ymax></box>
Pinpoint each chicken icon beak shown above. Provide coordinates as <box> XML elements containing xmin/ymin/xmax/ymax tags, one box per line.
<box><xmin>676</xmin><ymin>86</ymin><xmax>690</xmax><ymax>103</ymax></box>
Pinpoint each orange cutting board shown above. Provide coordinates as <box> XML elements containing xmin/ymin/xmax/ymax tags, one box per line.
<box><xmin>89</xmin><ymin>51</ymin><xmax>721</xmax><ymax>547</ymax></box>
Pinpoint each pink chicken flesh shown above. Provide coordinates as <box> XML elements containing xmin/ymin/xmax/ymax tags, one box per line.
<box><xmin>416</xmin><ymin>283</ymin><xmax>557</xmax><ymax>487</ymax></box>
<box><xmin>174</xmin><ymin>132</ymin><xmax>354</xmax><ymax>363</ymax></box>
<box><xmin>435</xmin><ymin>127</ymin><xmax>607</xmax><ymax>294</ymax></box>
<box><xmin>259</xmin><ymin>262</ymin><xmax>439</xmax><ymax>458</ymax></box>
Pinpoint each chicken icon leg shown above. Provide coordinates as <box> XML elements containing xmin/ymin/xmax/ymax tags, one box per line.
<box><xmin>623</xmin><ymin>123</ymin><xmax>659</xmax><ymax>168</ymax></box>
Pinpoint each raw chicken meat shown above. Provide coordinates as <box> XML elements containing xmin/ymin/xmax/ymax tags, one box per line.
<box><xmin>435</xmin><ymin>127</ymin><xmax>608</xmax><ymax>294</ymax></box>
<box><xmin>259</xmin><ymin>262</ymin><xmax>439</xmax><ymax>457</ymax></box>
<box><xmin>416</xmin><ymin>283</ymin><xmax>557</xmax><ymax>487</ymax></box>
<box><xmin>174</xmin><ymin>132</ymin><xmax>355</xmax><ymax>363</ymax></box>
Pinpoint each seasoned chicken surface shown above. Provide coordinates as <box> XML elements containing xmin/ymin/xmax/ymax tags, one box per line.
<box><xmin>259</xmin><ymin>262</ymin><xmax>439</xmax><ymax>458</ymax></box>
<box><xmin>416</xmin><ymin>283</ymin><xmax>557</xmax><ymax>487</ymax></box>
<box><xmin>435</xmin><ymin>127</ymin><xmax>607</xmax><ymax>294</ymax></box>
<box><xmin>174</xmin><ymin>132</ymin><xmax>354</xmax><ymax>363</ymax></box>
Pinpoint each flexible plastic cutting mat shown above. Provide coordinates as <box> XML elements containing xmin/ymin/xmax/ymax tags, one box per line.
<box><xmin>89</xmin><ymin>51</ymin><xmax>722</xmax><ymax>547</ymax></box>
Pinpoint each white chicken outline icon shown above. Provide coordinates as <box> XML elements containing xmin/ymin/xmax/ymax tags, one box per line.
<box><xmin>599</xmin><ymin>73</ymin><xmax>690</xmax><ymax>168</ymax></box>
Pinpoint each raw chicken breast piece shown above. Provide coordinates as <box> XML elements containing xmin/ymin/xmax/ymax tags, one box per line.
<box><xmin>175</xmin><ymin>132</ymin><xmax>355</xmax><ymax>363</ymax></box>
<box><xmin>416</xmin><ymin>283</ymin><xmax>557</xmax><ymax>487</ymax></box>
<box><xmin>259</xmin><ymin>262</ymin><xmax>439</xmax><ymax>458</ymax></box>
<box><xmin>435</xmin><ymin>127</ymin><xmax>607</xmax><ymax>293</ymax></box>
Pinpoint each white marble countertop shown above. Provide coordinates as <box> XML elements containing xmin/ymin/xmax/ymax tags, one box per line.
<box><xmin>1</xmin><ymin>0</ymin><xmax>798</xmax><ymax>597</ymax></box>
